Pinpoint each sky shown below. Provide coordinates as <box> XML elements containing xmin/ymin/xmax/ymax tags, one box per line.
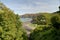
<box><xmin>1</xmin><ymin>0</ymin><xmax>59</xmax><ymax>15</ymax></box>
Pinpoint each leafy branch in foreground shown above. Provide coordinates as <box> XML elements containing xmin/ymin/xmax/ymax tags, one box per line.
<box><xmin>0</xmin><ymin>3</ymin><xmax>28</xmax><ymax>40</ymax></box>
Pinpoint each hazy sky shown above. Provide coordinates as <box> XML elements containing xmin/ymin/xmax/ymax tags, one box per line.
<box><xmin>1</xmin><ymin>0</ymin><xmax>59</xmax><ymax>15</ymax></box>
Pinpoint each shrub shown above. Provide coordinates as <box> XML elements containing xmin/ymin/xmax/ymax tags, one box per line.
<box><xmin>31</xmin><ymin>15</ymin><xmax>47</xmax><ymax>25</ymax></box>
<box><xmin>0</xmin><ymin>3</ymin><xmax>28</xmax><ymax>40</ymax></box>
<box><xmin>30</xmin><ymin>25</ymin><xmax>60</xmax><ymax>40</ymax></box>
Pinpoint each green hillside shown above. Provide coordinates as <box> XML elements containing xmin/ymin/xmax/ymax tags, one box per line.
<box><xmin>0</xmin><ymin>3</ymin><xmax>28</xmax><ymax>40</ymax></box>
<box><xmin>30</xmin><ymin>11</ymin><xmax>60</xmax><ymax>40</ymax></box>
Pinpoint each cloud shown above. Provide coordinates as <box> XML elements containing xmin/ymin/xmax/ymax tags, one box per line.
<box><xmin>1</xmin><ymin>0</ymin><xmax>59</xmax><ymax>15</ymax></box>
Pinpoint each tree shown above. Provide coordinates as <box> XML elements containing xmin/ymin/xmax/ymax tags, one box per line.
<box><xmin>31</xmin><ymin>14</ymin><xmax>47</xmax><ymax>25</ymax></box>
<box><xmin>51</xmin><ymin>16</ymin><xmax>60</xmax><ymax>29</ymax></box>
<box><xmin>30</xmin><ymin>13</ymin><xmax>60</xmax><ymax>40</ymax></box>
<box><xmin>30</xmin><ymin>25</ymin><xmax>60</xmax><ymax>40</ymax></box>
<box><xmin>0</xmin><ymin>3</ymin><xmax>28</xmax><ymax>40</ymax></box>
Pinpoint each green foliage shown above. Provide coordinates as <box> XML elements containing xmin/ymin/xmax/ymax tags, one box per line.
<box><xmin>30</xmin><ymin>25</ymin><xmax>60</xmax><ymax>40</ymax></box>
<box><xmin>31</xmin><ymin>14</ymin><xmax>47</xmax><ymax>25</ymax></box>
<box><xmin>30</xmin><ymin>13</ymin><xmax>60</xmax><ymax>40</ymax></box>
<box><xmin>0</xmin><ymin>3</ymin><xmax>28</xmax><ymax>40</ymax></box>
<box><xmin>51</xmin><ymin>15</ymin><xmax>60</xmax><ymax>29</ymax></box>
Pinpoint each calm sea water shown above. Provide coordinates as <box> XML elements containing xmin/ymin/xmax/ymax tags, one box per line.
<box><xmin>20</xmin><ymin>18</ymin><xmax>32</xmax><ymax>22</ymax></box>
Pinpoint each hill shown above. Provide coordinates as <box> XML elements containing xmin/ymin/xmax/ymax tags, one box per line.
<box><xmin>20</xmin><ymin>13</ymin><xmax>51</xmax><ymax>18</ymax></box>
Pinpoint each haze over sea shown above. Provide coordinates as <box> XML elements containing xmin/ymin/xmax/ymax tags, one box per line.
<box><xmin>20</xmin><ymin>18</ymin><xmax>32</xmax><ymax>22</ymax></box>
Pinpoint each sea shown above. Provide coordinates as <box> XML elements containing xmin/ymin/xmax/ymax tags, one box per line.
<box><xmin>20</xmin><ymin>18</ymin><xmax>32</xmax><ymax>22</ymax></box>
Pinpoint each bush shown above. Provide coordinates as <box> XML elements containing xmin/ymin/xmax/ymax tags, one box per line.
<box><xmin>30</xmin><ymin>25</ymin><xmax>60</xmax><ymax>40</ymax></box>
<box><xmin>0</xmin><ymin>3</ymin><xmax>28</xmax><ymax>40</ymax></box>
<box><xmin>51</xmin><ymin>16</ymin><xmax>60</xmax><ymax>29</ymax></box>
<box><xmin>30</xmin><ymin>13</ymin><xmax>60</xmax><ymax>40</ymax></box>
<box><xmin>31</xmin><ymin>15</ymin><xmax>47</xmax><ymax>25</ymax></box>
